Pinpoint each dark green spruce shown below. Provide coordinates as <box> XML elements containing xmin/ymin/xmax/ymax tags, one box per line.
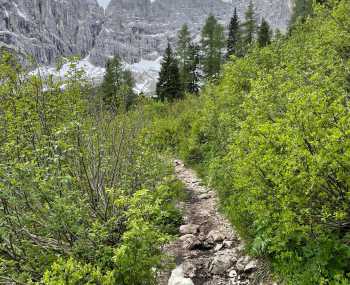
<box><xmin>156</xmin><ymin>43</ymin><xmax>182</xmax><ymax>102</ymax></box>
<box><xmin>257</xmin><ymin>18</ymin><xmax>272</xmax><ymax>47</ymax></box>
<box><xmin>101</xmin><ymin>56</ymin><xmax>136</xmax><ymax>112</ymax></box>
<box><xmin>185</xmin><ymin>43</ymin><xmax>200</xmax><ymax>94</ymax></box>
<box><xmin>176</xmin><ymin>24</ymin><xmax>200</xmax><ymax>94</ymax></box>
<box><xmin>227</xmin><ymin>8</ymin><xmax>241</xmax><ymax>58</ymax></box>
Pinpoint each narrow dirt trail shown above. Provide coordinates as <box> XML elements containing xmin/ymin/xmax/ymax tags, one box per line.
<box><xmin>159</xmin><ymin>160</ymin><xmax>267</xmax><ymax>285</ymax></box>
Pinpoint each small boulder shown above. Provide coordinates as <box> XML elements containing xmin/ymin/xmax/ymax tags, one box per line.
<box><xmin>180</xmin><ymin>224</ymin><xmax>199</xmax><ymax>235</ymax></box>
<box><xmin>168</xmin><ymin>265</ymin><xmax>194</xmax><ymax>285</ymax></box>
<box><xmin>182</xmin><ymin>235</ymin><xmax>202</xmax><ymax>250</ymax></box>
<box><xmin>223</xmin><ymin>240</ymin><xmax>234</xmax><ymax>249</ymax></box>
<box><xmin>207</xmin><ymin>230</ymin><xmax>226</xmax><ymax>243</ymax></box>
<box><xmin>236</xmin><ymin>256</ymin><xmax>251</xmax><ymax>272</ymax></box>
<box><xmin>183</xmin><ymin>260</ymin><xmax>196</xmax><ymax>278</ymax></box>
<box><xmin>214</xmin><ymin>243</ymin><xmax>224</xmax><ymax>252</ymax></box>
<box><xmin>202</xmin><ymin>239</ymin><xmax>215</xmax><ymax>250</ymax></box>
<box><xmin>210</xmin><ymin>250</ymin><xmax>237</xmax><ymax>275</ymax></box>
<box><xmin>244</xmin><ymin>260</ymin><xmax>258</xmax><ymax>272</ymax></box>
<box><xmin>198</xmin><ymin>193</ymin><xmax>212</xmax><ymax>200</ymax></box>
<box><xmin>228</xmin><ymin>269</ymin><xmax>237</xmax><ymax>278</ymax></box>
<box><xmin>179</xmin><ymin>234</ymin><xmax>196</xmax><ymax>241</ymax></box>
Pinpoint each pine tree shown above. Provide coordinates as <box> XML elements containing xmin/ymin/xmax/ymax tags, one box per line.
<box><xmin>121</xmin><ymin>69</ymin><xmax>137</xmax><ymax>110</ymax></box>
<box><xmin>290</xmin><ymin>0</ymin><xmax>313</xmax><ymax>26</ymax></box>
<box><xmin>227</xmin><ymin>8</ymin><xmax>241</xmax><ymax>58</ymax></box>
<box><xmin>156</xmin><ymin>43</ymin><xmax>182</xmax><ymax>102</ymax></box>
<box><xmin>201</xmin><ymin>14</ymin><xmax>225</xmax><ymax>79</ymax></box>
<box><xmin>242</xmin><ymin>1</ymin><xmax>257</xmax><ymax>49</ymax></box>
<box><xmin>185</xmin><ymin>43</ymin><xmax>200</xmax><ymax>94</ymax></box>
<box><xmin>101</xmin><ymin>56</ymin><xmax>136</xmax><ymax>112</ymax></box>
<box><xmin>176</xmin><ymin>24</ymin><xmax>192</xmax><ymax>92</ymax></box>
<box><xmin>257</xmin><ymin>18</ymin><xmax>272</xmax><ymax>47</ymax></box>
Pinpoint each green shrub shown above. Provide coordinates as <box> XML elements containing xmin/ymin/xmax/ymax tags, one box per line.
<box><xmin>0</xmin><ymin>55</ymin><xmax>185</xmax><ymax>284</ymax></box>
<box><xmin>150</xmin><ymin>1</ymin><xmax>350</xmax><ymax>284</ymax></box>
<box><xmin>43</xmin><ymin>258</ymin><xmax>114</xmax><ymax>285</ymax></box>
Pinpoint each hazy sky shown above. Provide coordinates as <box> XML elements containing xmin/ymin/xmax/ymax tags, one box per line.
<box><xmin>97</xmin><ymin>0</ymin><xmax>110</xmax><ymax>8</ymax></box>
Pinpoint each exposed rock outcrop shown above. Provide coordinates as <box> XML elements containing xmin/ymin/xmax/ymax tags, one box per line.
<box><xmin>0</xmin><ymin>0</ymin><xmax>293</xmax><ymax>66</ymax></box>
<box><xmin>0</xmin><ymin>0</ymin><xmax>104</xmax><ymax>64</ymax></box>
<box><xmin>0</xmin><ymin>0</ymin><xmax>293</xmax><ymax>94</ymax></box>
<box><xmin>90</xmin><ymin>0</ymin><xmax>294</xmax><ymax>66</ymax></box>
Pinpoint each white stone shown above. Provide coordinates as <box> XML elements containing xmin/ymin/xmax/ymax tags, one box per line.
<box><xmin>168</xmin><ymin>265</ymin><xmax>194</xmax><ymax>285</ymax></box>
<box><xmin>244</xmin><ymin>260</ymin><xmax>258</xmax><ymax>272</ymax></box>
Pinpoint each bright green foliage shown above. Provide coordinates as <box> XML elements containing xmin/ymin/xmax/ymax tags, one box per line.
<box><xmin>257</xmin><ymin>18</ymin><xmax>272</xmax><ymax>47</ymax></box>
<box><xmin>201</xmin><ymin>14</ymin><xmax>225</xmax><ymax>79</ymax></box>
<box><xmin>289</xmin><ymin>0</ymin><xmax>332</xmax><ymax>28</ymax></box>
<box><xmin>43</xmin><ymin>258</ymin><xmax>114</xmax><ymax>285</ymax></box>
<box><xmin>43</xmin><ymin>181</ymin><xmax>184</xmax><ymax>285</ymax></box>
<box><xmin>156</xmin><ymin>43</ymin><xmax>183</xmax><ymax>101</ymax></box>
<box><xmin>242</xmin><ymin>1</ymin><xmax>257</xmax><ymax>50</ymax></box>
<box><xmin>227</xmin><ymin>8</ymin><xmax>242</xmax><ymax>58</ymax></box>
<box><xmin>0</xmin><ymin>53</ymin><xmax>184</xmax><ymax>284</ymax></box>
<box><xmin>112</xmin><ymin>184</ymin><xmax>182</xmax><ymax>284</ymax></box>
<box><xmin>149</xmin><ymin>1</ymin><xmax>350</xmax><ymax>284</ymax></box>
<box><xmin>101</xmin><ymin>56</ymin><xmax>136</xmax><ymax>112</ymax></box>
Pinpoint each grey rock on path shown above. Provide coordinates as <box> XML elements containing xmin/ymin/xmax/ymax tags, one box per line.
<box><xmin>159</xmin><ymin>160</ymin><xmax>274</xmax><ymax>285</ymax></box>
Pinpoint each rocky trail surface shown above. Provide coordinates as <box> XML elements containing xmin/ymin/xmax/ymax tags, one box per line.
<box><xmin>159</xmin><ymin>160</ymin><xmax>270</xmax><ymax>285</ymax></box>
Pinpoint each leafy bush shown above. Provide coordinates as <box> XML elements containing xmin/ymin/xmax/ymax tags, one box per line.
<box><xmin>150</xmin><ymin>1</ymin><xmax>350</xmax><ymax>284</ymax></box>
<box><xmin>43</xmin><ymin>258</ymin><xmax>114</xmax><ymax>285</ymax></box>
<box><xmin>0</xmin><ymin>55</ymin><xmax>184</xmax><ymax>284</ymax></box>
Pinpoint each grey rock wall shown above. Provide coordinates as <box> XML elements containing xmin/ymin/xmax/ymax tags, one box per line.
<box><xmin>0</xmin><ymin>0</ymin><xmax>104</xmax><ymax>64</ymax></box>
<box><xmin>89</xmin><ymin>0</ymin><xmax>293</xmax><ymax>66</ymax></box>
<box><xmin>0</xmin><ymin>0</ymin><xmax>293</xmax><ymax>66</ymax></box>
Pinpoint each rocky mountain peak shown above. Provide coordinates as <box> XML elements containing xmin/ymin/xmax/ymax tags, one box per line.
<box><xmin>0</xmin><ymin>0</ymin><xmax>104</xmax><ymax>64</ymax></box>
<box><xmin>0</xmin><ymin>0</ymin><xmax>293</xmax><ymax>94</ymax></box>
<box><xmin>89</xmin><ymin>0</ymin><xmax>293</xmax><ymax>66</ymax></box>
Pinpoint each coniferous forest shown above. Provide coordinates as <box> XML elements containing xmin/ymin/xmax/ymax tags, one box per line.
<box><xmin>1</xmin><ymin>0</ymin><xmax>350</xmax><ymax>284</ymax></box>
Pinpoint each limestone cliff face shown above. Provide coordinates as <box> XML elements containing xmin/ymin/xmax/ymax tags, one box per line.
<box><xmin>0</xmin><ymin>0</ymin><xmax>104</xmax><ymax>64</ymax></box>
<box><xmin>89</xmin><ymin>0</ymin><xmax>293</xmax><ymax>66</ymax></box>
<box><xmin>0</xmin><ymin>0</ymin><xmax>293</xmax><ymax>66</ymax></box>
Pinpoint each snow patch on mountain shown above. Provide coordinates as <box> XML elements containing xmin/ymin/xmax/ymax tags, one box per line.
<box><xmin>33</xmin><ymin>56</ymin><xmax>162</xmax><ymax>95</ymax></box>
<box><xmin>33</xmin><ymin>56</ymin><xmax>106</xmax><ymax>85</ymax></box>
<box><xmin>125</xmin><ymin>57</ymin><xmax>162</xmax><ymax>95</ymax></box>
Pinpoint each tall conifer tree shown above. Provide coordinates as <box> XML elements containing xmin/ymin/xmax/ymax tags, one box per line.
<box><xmin>101</xmin><ymin>56</ymin><xmax>136</xmax><ymax>112</ymax></box>
<box><xmin>156</xmin><ymin>43</ymin><xmax>182</xmax><ymax>102</ymax></box>
<box><xmin>227</xmin><ymin>8</ymin><xmax>241</xmax><ymax>58</ymax></box>
<box><xmin>185</xmin><ymin>43</ymin><xmax>200</xmax><ymax>94</ymax></box>
<box><xmin>201</xmin><ymin>14</ymin><xmax>225</xmax><ymax>79</ymax></box>
<box><xmin>242</xmin><ymin>1</ymin><xmax>257</xmax><ymax>51</ymax></box>
<box><xmin>177</xmin><ymin>24</ymin><xmax>192</xmax><ymax>92</ymax></box>
<box><xmin>257</xmin><ymin>18</ymin><xmax>272</xmax><ymax>47</ymax></box>
<box><xmin>290</xmin><ymin>0</ymin><xmax>313</xmax><ymax>26</ymax></box>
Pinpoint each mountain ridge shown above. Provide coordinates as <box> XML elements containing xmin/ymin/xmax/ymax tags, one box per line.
<box><xmin>0</xmin><ymin>0</ymin><xmax>293</xmax><ymax>66</ymax></box>
<box><xmin>0</xmin><ymin>0</ymin><xmax>293</xmax><ymax>94</ymax></box>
